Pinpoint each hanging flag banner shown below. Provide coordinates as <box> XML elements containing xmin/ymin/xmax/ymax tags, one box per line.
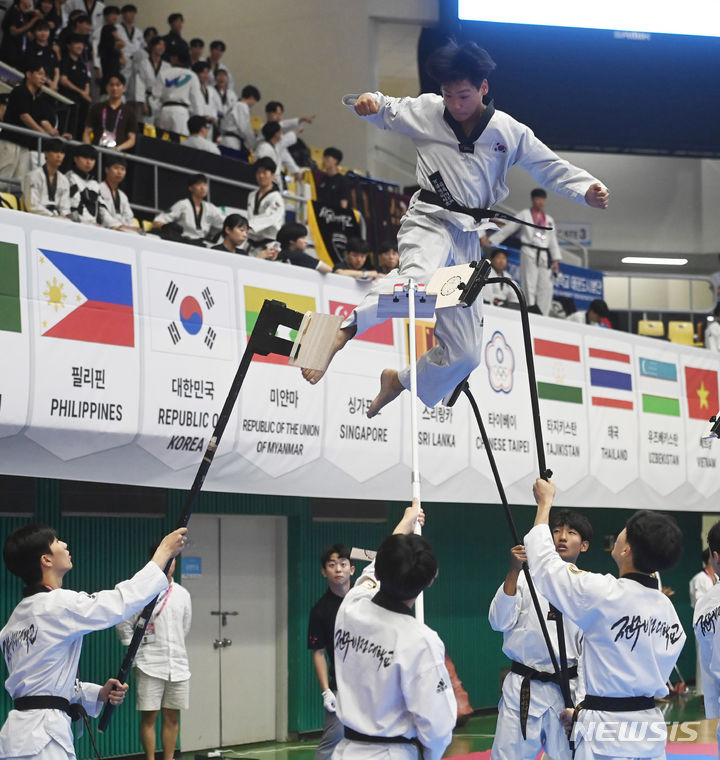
<box><xmin>1</xmin><ymin>210</ymin><xmax>719</xmax><ymax>510</ymax></box>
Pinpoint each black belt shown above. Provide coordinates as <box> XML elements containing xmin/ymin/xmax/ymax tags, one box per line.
<box><xmin>162</xmin><ymin>101</ymin><xmax>188</xmax><ymax>108</ymax></box>
<box><xmin>417</xmin><ymin>188</ymin><xmax>553</xmax><ymax>231</ymax></box>
<box><xmin>523</xmin><ymin>244</ymin><xmax>554</xmax><ymax>268</ymax></box>
<box><xmin>344</xmin><ymin>727</ymin><xmax>415</xmax><ymax>745</ymax></box>
<box><xmin>221</xmin><ymin>131</ymin><xmax>243</xmax><ymax>140</ymax></box>
<box><xmin>581</xmin><ymin>695</ymin><xmax>655</xmax><ymax>712</ymax></box>
<box><xmin>511</xmin><ymin>661</ymin><xmax>578</xmax><ymax>740</ymax></box>
<box><xmin>14</xmin><ymin>696</ymin><xmax>84</xmax><ymax>722</ymax></box>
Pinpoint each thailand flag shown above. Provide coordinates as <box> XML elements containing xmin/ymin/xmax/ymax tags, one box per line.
<box><xmin>588</xmin><ymin>346</ymin><xmax>634</xmax><ymax>410</ymax></box>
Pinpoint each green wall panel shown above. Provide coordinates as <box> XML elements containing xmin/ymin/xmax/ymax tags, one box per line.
<box><xmin>0</xmin><ymin>480</ymin><xmax>706</xmax><ymax>758</ymax></box>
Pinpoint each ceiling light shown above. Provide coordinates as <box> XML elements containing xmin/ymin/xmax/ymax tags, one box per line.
<box><xmin>620</xmin><ymin>256</ymin><xmax>688</xmax><ymax>266</ymax></box>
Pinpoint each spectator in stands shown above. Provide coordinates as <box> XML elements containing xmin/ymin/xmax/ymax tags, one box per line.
<box><xmin>116</xmin><ymin>3</ymin><xmax>143</xmax><ymax>96</ymax></box>
<box><xmin>22</xmin><ymin>136</ymin><xmax>71</xmax><ymax>216</ymax></box>
<box><xmin>182</xmin><ymin>115</ymin><xmax>220</xmax><ymax>154</ymax></box>
<box><xmin>189</xmin><ymin>37</ymin><xmax>204</xmax><ymax>66</ymax></box>
<box><xmin>190</xmin><ymin>60</ymin><xmax>220</xmax><ymax>125</ymax></box>
<box><xmin>162</xmin><ymin>12</ymin><xmax>187</xmax><ymax>64</ymax></box>
<box><xmin>0</xmin><ymin>0</ymin><xmax>43</xmax><ymax>70</ymax></box>
<box><xmin>142</xmin><ymin>26</ymin><xmax>157</xmax><ymax>48</ymax></box>
<box><xmin>0</xmin><ymin>60</ymin><xmax>66</xmax><ymax>189</ymax></box>
<box><xmin>36</xmin><ymin>0</ymin><xmax>61</xmax><ymax>45</ymax></box>
<box><xmin>212</xmin><ymin>68</ymin><xmax>236</xmax><ymax>130</ymax></box>
<box><xmin>56</xmin><ymin>12</ymin><xmax>92</xmax><ymax>73</ymax></box>
<box><xmin>567</xmin><ymin>298</ymin><xmax>613</xmax><ymax>328</ymax></box>
<box><xmin>62</xmin><ymin>0</ymin><xmax>105</xmax><ymax>37</ymax></box>
<box><xmin>97</xmin><ymin>5</ymin><xmax>124</xmax><ymax>89</ymax></box>
<box><xmin>206</xmin><ymin>40</ymin><xmax>233</xmax><ymax>90</ymax></box>
<box><xmin>264</xmin><ymin>100</ymin><xmax>313</xmax><ymax>175</ymax></box>
<box><xmin>316</xmin><ymin>147</ymin><xmax>350</xmax><ymax>209</ymax></box>
<box><xmin>211</xmin><ymin>212</ymin><xmax>249</xmax><ymax>253</ymax></box>
<box><xmin>67</xmin><ymin>143</ymin><xmax>106</xmax><ymax>225</ymax></box>
<box><xmin>152</xmin><ymin>172</ymin><xmax>224</xmax><ymax>246</ymax></box>
<box><xmin>277</xmin><ymin>222</ymin><xmax>332</xmax><ymax>273</ymax></box>
<box><xmin>246</xmin><ymin>156</ymin><xmax>284</xmax><ymax>258</ymax></box>
<box><xmin>255</xmin><ymin>121</ymin><xmax>295</xmax><ymax>184</ymax></box>
<box><xmin>25</xmin><ymin>20</ymin><xmax>59</xmax><ymax>90</ymax></box>
<box><xmin>59</xmin><ymin>32</ymin><xmax>92</xmax><ymax>138</ymax></box>
<box><xmin>377</xmin><ymin>240</ymin><xmax>399</xmax><ymax>274</ymax></box>
<box><xmin>154</xmin><ymin>50</ymin><xmax>201</xmax><ymax>137</ymax></box>
<box><xmin>333</xmin><ymin>237</ymin><xmax>380</xmax><ymax>280</ymax></box>
<box><xmin>482</xmin><ymin>248</ymin><xmax>519</xmax><ymax>307</ymax></box>
<box><xmin>133</xmin><ymin>34</ymin><xmax>166</xmax><ymax>121</ymax></box>
<box><xmin>83</xmin><ymin>72</ymin><xmax>137</xmax><ymax>150</ymax></box>
<box><xmin>219</xmin><ymin>83</ymin><xmax>259</xmax><ymax>156</ymax></box>
<box><xmin>265</xmin><ymin>100</ymin><xmax>314</xmax><ymax>132</ymax></box>
<box><xmin>705</xmin><ymin>304</ymin><xmax>720</xmax><ymax>352</ymax></box>
<box><xmin>99</xmin><ymin>153</ymin><xmax>140</xmax><ymax>232</ymax></box>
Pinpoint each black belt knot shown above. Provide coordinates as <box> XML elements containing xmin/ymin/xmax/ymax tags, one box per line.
<box><xmin>511</xmin><ymin>661</ymin><xmax>578</xmax><ymax>740</ymax></box>
<box><xmin>344</xmin><ymin>726</ymin><xmax>414</xmax><ymax>745</ymax></box>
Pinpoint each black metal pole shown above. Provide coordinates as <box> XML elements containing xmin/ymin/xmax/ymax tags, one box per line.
<box><xmin>99</xmin><ymin>300</ymin><xmax>303</xmax><ymax>732</ymax></box>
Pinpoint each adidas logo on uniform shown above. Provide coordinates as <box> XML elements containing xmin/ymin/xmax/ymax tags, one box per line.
<box><xmin>436</xmin><ymin>678</ymin><xmax>448</xmax><ymax>693</ymax></box>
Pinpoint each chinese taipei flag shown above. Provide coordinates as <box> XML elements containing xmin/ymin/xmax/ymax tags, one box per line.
<box><xmin>584</xmin><ymin>338</ymin><xmax>639</xmax><ymax>493</ymax></box>
<box><xmin>683</xmin><ymin>359</ymin><xmax>720</xmax><ymax>497</ymax></box>
<box><xmin>533</xmin><ymin>329</ymin><xmax>589</xmax><ymax>490</ymax></box>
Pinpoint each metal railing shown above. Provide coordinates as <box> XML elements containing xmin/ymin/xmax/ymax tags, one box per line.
<box><xmin>0</xmin><ymin>121</ymin><xmax>309</xmax><ymax>220</ymax></box>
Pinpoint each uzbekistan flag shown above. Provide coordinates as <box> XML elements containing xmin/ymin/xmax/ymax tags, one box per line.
<box><xmin>588</xmin><ymin>346</ymin><xmax>633</xmax><ymax>410</ymax></box>
<box><xmin>685</xmin><ymin>366</ymin><xmax>719</xmax><ymax>420</ymax></box>
<box><xmin>244</xmin><ymin>285</ymin><xmax>316</xmax><ymax>365</ymax></box>
<box><xmin>0</xmin><ymin>241</ymin><xmax>21</xmax><ymax>333</ymax></box>
<box><xmin>534</xmin><ymin>337</ymin><xmax>583</xmax><ymax>404</ymax></box>
<box><xmin>39</xmin><ymin>248</ymin><xmax>133</xmax><ymax>346</ymax></box>
<box><xmin>330</xmin><ymin>300</ymin><xmax>393</xmax><ymax>345</ymax></box>
<box><xmin>638</xmin><ymin>357</ymin><xmax>680</xmax><ymax>416</ymax></box>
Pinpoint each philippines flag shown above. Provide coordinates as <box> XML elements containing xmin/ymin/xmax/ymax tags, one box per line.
<box><xmin>588</xmin><ymin>346</ymin><xmax>634</xmax><ymax>410</ymax></box>
<box><xmin>38</xmin><ymin>248</ymin><xmax>133</xmax><ymax>347</ymax></box>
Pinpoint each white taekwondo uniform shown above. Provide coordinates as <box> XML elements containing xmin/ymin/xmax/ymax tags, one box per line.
<box><xmin>154</xmin><ymin>197</ymin><xmax>225</xmax><ymax>243</ymax></box>
<box><xmin>219</xmin><ymin>100</ymin><xmax>255</xmax><ymax>152</ymax></box>
<box><xmin>333</xmin><ymin>559</ymin><xmax>456</xmax><ymax>760</ymax></box>
<box><xmin>22</xmin><ymin>166</ymin><xmax>71</xmax><ymax>217</ymax></box>
<box><xmin>0</xmin><ymin>561</ymin><xmax>168</xmax><ymax>760</ymax></box>
<box><xmin>115</xmin><ymin>21</ymin><xmax>144</xmax><ymax>99</ymax></box>
<box><xmin>489</xmin><ymin>571</ymin><xmax>583</xmax><ymax>760</ymax></box>
<box><xmin>154</xmin><ymin>65</ymin><xmax>203</xmax><ymax>136</ymax></box>
<box><xmin>689</xmin><ymin>566</ymin><xmax>715</xmax><ymax>695</ymax></box>
<box><xmin>525</xmin><ymin>525</ymin><xmax>685</xmax><ymax>760</ymax></box>
<box><xmin>489</xmin><ymin>208</ymin><xmax>561</xmax><ymax>316</ymax></box>
<box><xmin>133</xmin><ymin>55</ymin><xmax>169</xmax><ymax>120</ymax></box>
<box><xmin>67</xmin><ymin>168</ymin><xmax>106</xmax><ymax>225</ymax></box>
<box><xmin>99</xmin><ymin>181</ymin><xmax>134</xmax><ymax>228</ymax></box>
<box><xmin>693</xmin><ymin>580</ymin><xmax>720</xmax><ymax>748</ymax></box>
<box><xmin>344</xmin><ymin>92</ymin><xmax>601</xmax><ymax>407</ymax></box>
<box><xmin>482</xmin><ymin>268</ymin><xmax>519</xmax><ymax>307</ymax></box>
<box><xmin>246</xmin><ymin>185</ymin><xmax>285</xmax><ymax>250</ymax></box>
<box><xmin>254</xmin><ymin>139</ymin><xmax>301</xmax><ymax>184</ymax></box>
<box><xmin>182</xmin><ymin>135</ymin><xmax>221</xmax><ymax>155</ymax></box>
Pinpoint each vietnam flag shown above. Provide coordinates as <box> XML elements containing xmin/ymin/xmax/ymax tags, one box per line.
<box><xmin>685</xmin><ymin>366</ymin><xmax>719</xmax><ymax>420</ymax></box>
<box><xmin>329</xmin><ymin>300</ymin><xmax>393</xmax><ymax>345</ymax></box>
<box><xmin>244</xmin><ymin>285</ymin><xmax>316</xmax><ymax>365</ymax></box>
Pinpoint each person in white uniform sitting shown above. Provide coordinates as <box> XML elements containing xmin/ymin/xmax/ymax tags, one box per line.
<box><xmin>153</xmin><ymin>172</ymin><xmax>224</xmax><ymax>245</ymax></box>
<box><xmin>0</xmin><ymin>521</ymin><xmax>187</xmax><ymax>760</ymax></box>
<box><xmin>482</xmin><ymin>248</ymin><xmax>519</xmax><ymax>307</ymax></box>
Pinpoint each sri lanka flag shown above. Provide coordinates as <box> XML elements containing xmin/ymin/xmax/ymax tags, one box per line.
<box><xmin>38</xmin><ymin>248</ymin><xmax>134</xmax><ymax>347</ymax></box>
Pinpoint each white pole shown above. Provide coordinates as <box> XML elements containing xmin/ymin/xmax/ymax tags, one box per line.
<box><xmin>406</xmin><ymin>279</ymin><xmax>424</xmax><ymax>624</ymax></box>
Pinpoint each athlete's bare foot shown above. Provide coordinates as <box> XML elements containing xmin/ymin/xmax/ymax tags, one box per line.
<box><xmin>301</xmin><ymin>325</ymin><xmax>356</xmax><ymax>384</ymax></box>
<box><xmin>367</xmin><ymin>369</ymin><xmax>405</xmax><ymax>418</ymax></box>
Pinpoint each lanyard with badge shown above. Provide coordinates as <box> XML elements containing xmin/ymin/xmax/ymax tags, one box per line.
<box><xmin>100</xmin><ymin>106</ymin><xmax>123</xmax><ymax>148</ymax></box>
<box><xmin>141</xmin><ymin>584</ymin><xmax>173</xmax><ymax>645</ymax></box>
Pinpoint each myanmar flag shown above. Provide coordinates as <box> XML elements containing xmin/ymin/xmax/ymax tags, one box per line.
<box><xmin>244</xmin><ymin>285</ymin><xmax>316</xmax><ymax>365</ymax></box>
<box><xmin>685</xmin><ymin>366</ymin><xmax>719</xmax><ymax>420</ymax></box>
<box><xmin>0</xmin><ymin>241</ymin><xmax>21</xmax><ymax>333</ymax></box>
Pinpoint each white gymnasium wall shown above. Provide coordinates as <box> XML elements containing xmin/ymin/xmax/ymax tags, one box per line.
<box><xmin>138</xmin><ymin>1</ymin><xmax>720</xmax><ymax>257</ymax></box>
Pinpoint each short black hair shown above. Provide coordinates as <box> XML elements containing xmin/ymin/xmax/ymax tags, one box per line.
<box><xmin>74</xmin><ymin>143</ymin><xmax>98</xmax><ymax>160</ymax></box>
<box><xmin>323</xmin><ymin>146</ymin><xmax>342</xmax><ymax>163</ymax></box>
<box><xmin>241</xmin><ymin>84</ymin><xmax>261</xmax><ymax>101</ymax></box>
<box><xmin>168</xmin><ymin>13</ymin><xmax>183</xmax><ymax>25</ymax></box>
<box><xmin>702</xmin><ymin>546</ymin><xmax>711</xmax><ymax>564</ymax></box>
<box><xmin>210</xmin><ymin>40</ymin><xmax>226</xmax><ymax>51</ymax></box>
<box><xmin>708</xmin><ymin>521</ymin><xmax>720</xmax><ymax>557</ymax></box>
<box><xmin>3</xmin><ymin>522</ymin><xmax>57</xmax><ymax>585</ymax></box>
<box><xmin>625</xmin><ymin>510</ymin><xmax>683</xmax><ymax>574</ymax></box>
<box><xmin>105</xmin><ymin>154</ymin><xmax>127</xmax><ymax>169</ymax></box>
<box><xmin>187</xmin><ymin>115</ymin><xmax>209</xmax><ymax>133</ymax></box>
<box><xmin>43</xmin><ymin>137</ymin><xmax>66</xmax><ymax>153</ymax></box>
<box><xmin>121</xmin><ymin>4</ymin><xmax>137</xmax><ymax>12</ymax></box>
<box><xmin>66</xmin><ymin>32</ymin><xmax>86</xmax><ymax>45</ymax></box>
<box><xmin>588</xmin><ymin>299</ymin><xmax>611</xmax><ymax>320</ymax></box>
<box><xmin>25</xmin><ymin>58</ymin><xmax>46</xmax><ymax>74</ymax></box>
<box><xmin>265</xmin><ymin>100</ymin><xmax>283</xmax><ymax>114</ymax></box>
<box><xmin>377</xmin><ymin>240</ymin><xmax>397</xmax><ymax>256</ymax></box>
<box><xmin>103</xmin><ymin>5</ymin><xmax>120</xmax><ymax>16</ymax></box>
<box><xmin>321</xmin><ymin>543</ymin><xmax>351</xmax><ymax>567</ymax></box>
<box><xmin>72</xmin><ymin>13</ymin><xmax>90</xmax><ymax>26</ymax></box>
<box><xmin>346</xmin><ymin>237</ymin><xmax>369</xmax><ymax>255</ymax></box>
<box><xmin>254</xmin><ymin>156</ymin><xmax>276</xmax><ymax>174</ymax></box>
<box><xmin>261</xmin><ymin>121</ymin><xmax>281</xmax><ymax>141</ymax></box>
<box><xmin>147</xmin><ymin>35</ymin><xmax>163</xmax><ymax>52</ymax></box>
<box><xmin>190</xmin><ymin>37</ymin><xmax>204</xmax><ymax>48</ymax></box>
<box><xmin>426</xmin><ymin>40</ymin><xmax>496</xmax><ymax>88</ymax></box>
<box><xmin>192</xmin><ymin>60</ymin><xmax>209</xmax><ymax>74</ymax></box>
<box><xmin>531</xmin><ymin>188</ymin><xmax>547</xmax><ymax>199</ymax></box>
<box><xmin>277</xmin><ymin>222</ymin><xmax>307</xmax><ymax>247</ymax></box>
<box><xmin>34</xmin><ymin>20</ymin><xmax>50</xmax><ymax>31</ymax></box>
<box><xmin>375</xmin><ymin>534</ymin><xmax>437</xmax><ymax>600</ymax></box>
<box><xmin>223</xmin><ymin>213</ymin><xmax>248</xmax><ymax>233</ymax></box>
<box><xmin>550</xmin><ymin>509</ymin><xmax>593</xmax><ymax>543</ymax></box>
<box><xmin>187</xmin><ymin>172</ymin><xmax>207</xmax><ymax>187</ymax></box>
<box><xmin>106</xmin><ymin>72</ymin><xmax>126</xmax><ymax>86</ymax></box>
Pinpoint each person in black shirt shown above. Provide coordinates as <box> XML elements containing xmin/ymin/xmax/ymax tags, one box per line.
<box><xmin>162</xmin><ymin>12</ymin><xmax>188</xmax><ymax>63</ymax></box>
<box><xmin>307</xmin><ymin>543</ymin><xmax>355</xmax><ymax>760</ymax></box>
<box><xmin>0</xmin><ymin>0</ymin><xmax>43</xmax><ymax>70</ymax></box>
<box><xmin>97</xmin><ymin>5</ymin><xmax>124</xmax><ymax>89</ymax></box>
<box><xmin>316</xmin><ymin>146</ymin><xmax>350</xmax><ymax>209</ymax></box>
<box><xmin>24</xmin><ymin>21</ymin><xmax>58</xmax><ymax>88</ymax></box>
<box><xmin>35</xmin><ymin>0</ymin><xmax>61</xmax><ymax>45</ymax></box>
<box><xmin>59</xmin><ymin>33</ymin><xmax>91</xmax><ymax>138</ymax></box>
<box><xmin>277</xmin><ymin>222</ymin><xmax>331</xmax><ymax>273</ymax></box>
